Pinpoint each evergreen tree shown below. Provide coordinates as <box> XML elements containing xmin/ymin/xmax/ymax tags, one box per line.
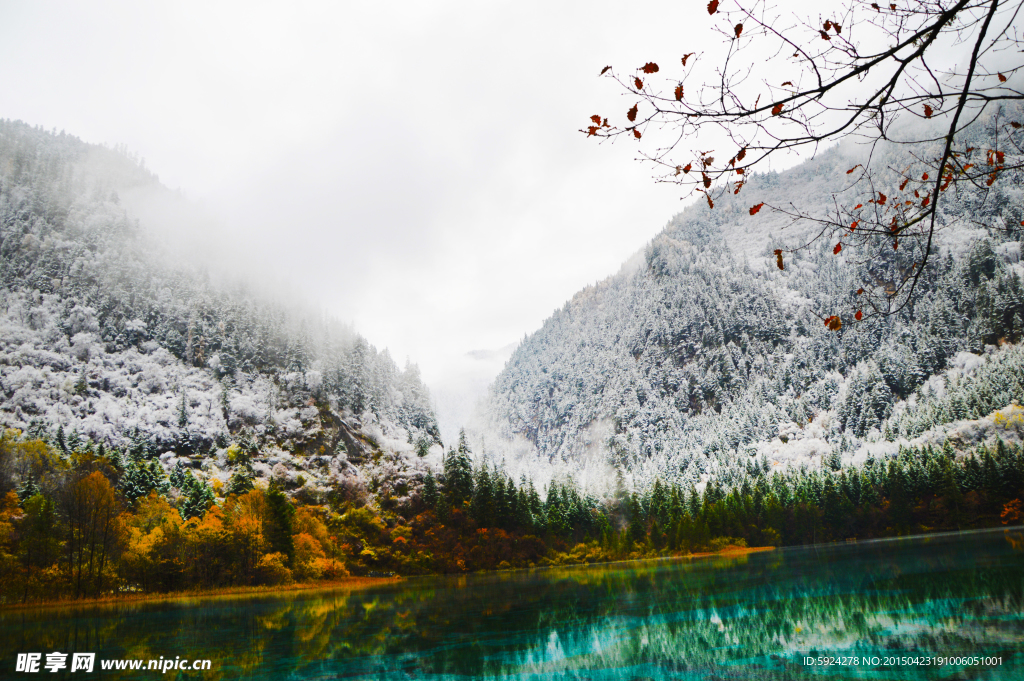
<box><xmin>120</xmin><ymin>460</ymin><xmax>169</xmax><ymax>505</ymax></box>
<box><xmin>16</xmin><ymin>477</ymin><xmax>41</xmax><ymax>506</ymax></box>
<box><xmin>627</xmin><ymin>493</ymin><xmax>646</xmax><ymax>545</ymax></box>
<box><xmin>443</xmin><ymin>431</ymin><xmax>474</xmax><ymax>507</ymax></box>
<box><xmin>266</xmin><ymin>482</ymin><xmax>296</xmax><ymax>565</ymax></box>
<box><xmin>178</xmin><ymin>470</ymin><xmax>216</xmax><ymax>521</ymax></box>
<box><xmin>19</xmin><ymin>493</ymin><xmax>60</xmax><ymax>572</ymax></box>
<box><xmin>170</xmin><ymin>462</ymin><xmax>191</xmax><ymax>490</ymax></box>
<box><xmin>226</xmin><ymin>461</ymin><xmax>255</xmax><ymax>496</ymax></box>
<box><xmin>471</xmin><ymin>465</ymin><xmax>496</xmax><ymax>527</ymax></box>
<box><xmin>107</xmin><ymin>447</ymin><xmax>124</xmax><ymax>471</ymax></box>
<box><xmin>177</xmin><ymin>392</ymin><xmax>189</xmax><ymax>428</ymax></box>
<box><xmin>421</xmin><ymin>471</ymin><xmax>439</xmax><ymax>510</ymax></box>
<box><xmin>494</xmin><ymin>475</ymin><xmax>513</xmax><ymax>529</ymax></box>
<box><xmin>66</xmin><ymin>429</ymin><xmax>82</xmax><ymax>454</ymax></box>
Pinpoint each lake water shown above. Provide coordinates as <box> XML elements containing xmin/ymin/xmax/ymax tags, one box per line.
<box><xmin>2</xmin><ymin>528</ymin><xmax>1022</xmax><ymax>679</ymax></box>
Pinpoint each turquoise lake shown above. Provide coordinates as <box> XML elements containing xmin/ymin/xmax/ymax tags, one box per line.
<box><xmin>1</xmin><ymin>528</ymin><xmax>1022</xmax><ymax>679</ymax></box>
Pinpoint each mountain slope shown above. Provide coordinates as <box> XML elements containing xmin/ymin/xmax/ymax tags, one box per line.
<box><xmin>0</xmin><ymin>120</ymin><xmax>440</xmax><ymax>502</ymax></box>
<box><xmin>482</xmin><ymin>110</ymin><xmax>1024</xmax><ymax>492</ymax></box>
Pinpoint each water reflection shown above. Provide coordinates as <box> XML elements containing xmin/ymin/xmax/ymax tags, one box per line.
<box><xmin>2</xmin><ymin>529</ymin><xmax>1021</xmax><ymax>679</ymax></box>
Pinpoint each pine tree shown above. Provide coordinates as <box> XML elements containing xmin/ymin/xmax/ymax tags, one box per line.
<box><xmin>527</xmin><ymin>480</ymin><xmax>544</xmax><ymax>529</ymax></box>
<box><xmin>471</xmin><ymin>465</ymin><xmax>496</xmax><ymax>527</ymax></box>
<box><xmin>120</xmin><ymin>460</ymin><xmax>169</xmax><ymax>505</ymax></box>
<box><xmin>443</xmin><ymin>432</ymin><xmax>474</xmax><ymax>507</ymax></box>
<box><xmin>421</xmin><ymin>471</ymin><xmax>439</xmax><ymax>510</ymax></box>
<box><xmin>16</xmin><ymin>477</ymin><xmax>41</xmax><ymax>505</ymax></box>
<box><xmin>494</xmin><ymin>475</ymin><xmax>513</xmax><ymax>529</ymax></box>
<box><xmin>66</xmin><ymin>429</ymin><xmax>82</xmax><ymax>454</ymax></box>
<box><xmin>226</xmin><ymin>462</ymin><xmax>255</xmax><ymax>497</ymax></box>
<box><xmin>170</xmin><ymin>462</ymin><xmax>190</xmax><ymax>490</ymax></box>
<box><xmin>178</xmin><ymin>470</ymin><xmax>216</xmax><ymax>520</ymax></box>
<box><xmin>107</xmin><ymin>447</ymin><xmax>124</xmax><ymax>471</ymax></box>
<box><xmin>266</xmin><ymin>482</ymin><xmax>295</xmax><ymax>566</ymax></box>
<box><xmin>19</xmin><ymin>493</ymin><xmax>60</xmax><ymax>572</ymax></box>
<box><xmin>177</xmin><ymin>392</ymin><xmax>189</xmax><ymax>428</ymax></box>
<box><xmin>126</xmin><ymin>428</ymin><xmax>151</xmax><ymax>463</ymax></box>
<box><xmin>627</xmin><ymin>493</ymin><xmax>647</xmax><ymax>545</ymax></box>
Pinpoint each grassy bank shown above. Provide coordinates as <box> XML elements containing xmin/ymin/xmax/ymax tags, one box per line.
<box><xmin>0</xmin><ymin>576</ymin><xmax>399</xmax><ymax>612</ymax></box>
<box><xmin>1</xmin><ymin>545</ymin><xmax>777</xmax><ymax>611</ymax></box>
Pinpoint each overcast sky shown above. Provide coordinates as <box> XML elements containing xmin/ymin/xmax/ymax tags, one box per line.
<box><xmin>0</xmin><ymin>0</ymin><xmax>807</xmax><ymax>437</ymax></box>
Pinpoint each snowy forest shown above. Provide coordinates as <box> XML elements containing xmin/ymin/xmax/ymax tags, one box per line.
<box><xmin>482</xmin><ymin>107</ymin><xmax>1024</xmax><ymax>498</ymax></box>
<box><xmin>0</xmin><ymin>111</ymin><xmax>1023</xmax><ymax>602</ymax></box>
<box><xmin>0</xmin><ymin>119</ymin><xmax>442</xmax><ymax>492</ymax></box>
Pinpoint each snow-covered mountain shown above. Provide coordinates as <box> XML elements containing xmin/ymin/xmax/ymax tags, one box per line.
<box><xmin>479</xmin><ymin>109</ymin><xmax>1024</xmax><ymax>494</ymax></box>
<box><xmin>0</xmin><ymin>120</ymin><xmax>441</xmax><ymax>501</ymax></box>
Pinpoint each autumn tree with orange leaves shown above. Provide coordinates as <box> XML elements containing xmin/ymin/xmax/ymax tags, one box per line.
<box><xmin>586</xmin><ymin>0</ymin><xmax>1024</xmax><ymax>326</ymax></box>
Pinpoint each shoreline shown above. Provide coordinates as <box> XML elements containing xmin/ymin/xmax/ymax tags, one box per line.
<box><xmin>0</xmin><ymin>546</ymin><xmax>774</xmax><ymax>612</ymax></box>
<box><xmin>686</xmin><ymin>545</ymin><xmax>776</xmax><ymax>559</ymax></box>
<box><xmin>0</xmin><ymin>576</ymin><xmax>401</xmax><ymax>613</ymax></box>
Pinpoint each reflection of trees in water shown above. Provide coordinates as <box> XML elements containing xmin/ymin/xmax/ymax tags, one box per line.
<box><xmin>1</xmin><ymin>533</ymin><xmax>1021</xmax><ymax>679</ymax></box>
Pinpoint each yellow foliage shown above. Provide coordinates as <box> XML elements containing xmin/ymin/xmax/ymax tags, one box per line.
<box><xmin>120</xmin><ymin>525</ymin><xmax>163</xmax><ymax>579</ymax></box>
<box><xmin>183</xmin><ymin>505</ymin><xmax>227</xmax><ymax>549</ymax></box>
<box><xmin>226</xmin><ymin>443</ymin><xmax>243</xmax><ymax>464</ymax></box>
<box><xmin>293</xmin><ymin>532</ymin><xmax>327</xmax><ymax>581</ymax></box>
<box><xmin>993</xmin><ymin>405</ymin><xmax>1024</xmax><ymax>430</ymax></box>
<box><xmin>294</xmin><ymin>506</ymin><xmax>332</xmax><ymax>550</ymax></box>
<box><xmin>390</xmin><ymin>525</ymin><xmax>413</xmax><ymax>542</ymax></box>
<box><xmin>223</xmin><ymin>489</ymin><xmax>270</xmax><ymax>582</ymax></box>
<box><xmin>0</xmin><ymin>490</ymin><xmax>19</xmax><ymax>517</ymax></box>
<box><xmin>131</xmin><ymin>492</ymin><xmax>183</xmax><ymax>532</ymax></box>
<box><xmin>312</xmin><ymin>557</ymin><xmax>348</xmax><ymax>579</ymax></box>
<box><xmin>0</xmin><ymin>491</ymin><xmax>17</xmax><ymax>549</ymax></box>
<box><xmin>1</xmin><ymin>431</ymin><xmax>63</xmax><ymax>484</ymax></box>
<box><xmin>256</xmin><ymin>552</ymin><xmax>293</xmax><ymax>585</ymax></box>
<box><xmin>337</xmin><ymin>507</ymin><xmax>386</xmax><ymax>539</ymax></box>
<box><xmin>226</xmin><ymin>488</ymin><xmax>268</xmax><ymax>522</ymax></box>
